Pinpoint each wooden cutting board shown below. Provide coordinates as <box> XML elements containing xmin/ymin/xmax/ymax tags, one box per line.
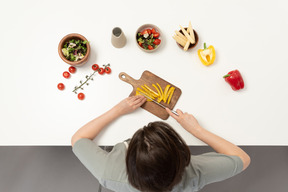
<box><xmin>119</xmin><ymin>70</ymin><xmax>182</xmax><ymax>120</ymax></box>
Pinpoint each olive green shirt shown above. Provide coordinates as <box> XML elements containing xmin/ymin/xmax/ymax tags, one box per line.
<box><xmin>72</xmin><ymin>138</ymin><xmax>243</xmax><ymax>192</ymax></box>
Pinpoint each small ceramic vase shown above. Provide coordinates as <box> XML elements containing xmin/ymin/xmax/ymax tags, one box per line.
<box><xmin>111</xmin><ymin>27</ymin><xmax>126</xmax><ymax>48</ymax></box>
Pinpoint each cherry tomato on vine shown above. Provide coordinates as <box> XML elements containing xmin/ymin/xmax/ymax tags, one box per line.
<box><xmin>68</xmin><ymin>66</ymin><xmax>76</xmax><ymax>73</ymax></box>
<box><xmin>63</xmin><ymin>71</ymin><xmax>70</xmax><ymax>79</ymax></box>
<box><xmin>78</xmin><ymin>93</ymin><xmax>85</xmax><ymax>100</ymax></box>
<box><xmin>57</xmin><ymin>83</ymin><xmax>65</xmax><ymax>90</ymax></box>
<box><xmin>92</xmin><ymin>64</ymin><xmax>99</xmax><ymax>71</ymax></box>
<box><xmin>98</xmin><ymin>68</ymin><xmax>105</xmax><ymax>74</ymax></box>
<box><xmin>105</xmin><ymin>67</ymin><xmax>111</xmax><ymax>74</ymax></box>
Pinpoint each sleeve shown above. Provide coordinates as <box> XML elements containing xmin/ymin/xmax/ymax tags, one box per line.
<box><xmin>191</xmin><ymin>152</ymin><xmax>243</xmax><ymax>189</ymax></box>
<box><xmin>72</xmin><ymin>138</ymin><xmax>108</xmax><ymax>180</ymax></box>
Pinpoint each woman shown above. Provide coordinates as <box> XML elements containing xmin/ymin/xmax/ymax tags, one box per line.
<box><xmin>72</xmin><ymin>95</ymin><xmax>250</xmax><ymax>192</ymax></box>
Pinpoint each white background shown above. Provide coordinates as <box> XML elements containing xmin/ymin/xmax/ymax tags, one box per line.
<box><xmin>0</xmin><ymin>0</ymin><xmax>287</xmax><ymax>145</ymax></box>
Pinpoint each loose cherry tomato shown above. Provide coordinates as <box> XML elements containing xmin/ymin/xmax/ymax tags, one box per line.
<box><xmin>153</xmin><ymin>32</ymin><xmax>160</xmax><ymax>38</ymax></box>
<box><xmin>151</xmin><ymin>28</ymin><xmax>156</xmax><ymax>34</ymax></box>
<box><xmin>148</xmin><ymin>45</ymin><xmax>154</xmax><ymax>50</ymax></box>
<box><xmin>57</xmin><ymin>83</ymin><xmax>65</xmax><ymax>90</ymax></box>
<box><xmin>78</xmin><ymin>93</ymin><xmax>85</xmax><ymax>100</ymax></box>
<box><xmin>92</xmin><ymin>64</ymin><xmax>99</xmax><ymax>71</ymax></box>
<box><xmin>63</xmin><ymin>71</ymin><xmax>70</xmax><ymax>79</ymax></box>
<box><xmin>98</xmin><ymin>68</ymin><xmax>105</xmax><ymax>74</ymax></box>
<box><xmin>105</xmin><ymin>67</ymin><xmax>111</xmax><ymax>74</ymax></box>
<box><xmin>153</xmin><ymin>39</ymin><xmax>161</xmax><ymax>45</ymax></box>
<box><xmin>68</xmin><ymin>66</ymin><xmax>76</xmax><ymax>73</ymax></box>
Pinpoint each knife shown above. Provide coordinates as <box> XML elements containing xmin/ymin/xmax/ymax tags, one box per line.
<box><xmin>138</xmin><ymin>92</ymin><xmax>179</xmax><ymax>116</ymax></box>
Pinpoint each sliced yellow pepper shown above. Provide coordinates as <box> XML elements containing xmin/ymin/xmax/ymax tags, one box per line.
<box><xmin>136</xmin><ymin>90</ymin><xmax>152</xmax><ymax>101</ymax></box>
<box><xmin>141</xmin><ymin>86</ymin><xmax>153</xmax><ymax>96</ymax></box>
<box><xmin>144</xmin><ymin>84</ymin><xmax>159</xmax><ymax>97</ymax></box>
<box><xmin>137</xmin><ymin>87</ymin><xmax>154</xmax><ymax>100</ymax></box>
<box><xmin>167</xmin><ymin>87</ymin><xmax>175</xmax><ymax>104</ymax></box>
<box><xmin>156</xmin><ymin>83</ymin><xmax>164</xmax><ymax>102</ymax></box>
<box><xmin>152</xmin><ymin>84</ymin><xmax>163</xmax><ymax>102</ymax></box>
<box><xmin>135</xmin><ymin>90</ymin><xmax>141</xmax><ymax>96</ymax></box>
<box><xmin>163</xmin><ymin>85</ymin><xmax>171</xmax><ymax>103</ymax></box>
<box><xmin>136</xmin><ymin>83</ymin><xmax>175</xmax><ymax>104</ymax></box>
<box><xmin>197</xmin><ymin>42</ymin><xmax>216</xmax><ymax>66</ymax></box>
<box><xmin>157</xmin><ymin>83</ymin><xmax>164</xmax><ymax>96</ymax></box>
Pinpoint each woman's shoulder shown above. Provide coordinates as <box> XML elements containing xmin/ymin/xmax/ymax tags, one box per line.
<box><xmin>100</xmin><ymin>141</ymin><xmax>131</xmax><ymax>189</ymax></box>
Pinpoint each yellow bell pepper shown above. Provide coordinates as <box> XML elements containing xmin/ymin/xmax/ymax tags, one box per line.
<box><xmin>197</xmin><ymin>43</ymin><xmax>216</xmax><ymax>66</ymax></box>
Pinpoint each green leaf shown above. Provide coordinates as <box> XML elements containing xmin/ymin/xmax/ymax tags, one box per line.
<box><xmin>83</xmin><ymin>40</ymin><xmax>87</xmax><ymax>44</ymax></box>
<box><xmin>62</xmin><ymin>48</ymin><xmax>69</xmax><ymax>57</ymax></box>
<box><xmin>68</xmin><ymin>48</ymin><xmax>75</xmax><ymax>53</ymax></box>
<box><xmin>70</xmin><ymin>54</ymin><xmax>76</xmax><ymax>61</ymax></box>
<box><xmin>147</xmin><ymin>39</ymin><xmax>153</xmax><ymax>45</ymax></box>
<box><xmin>138</xmin><ymin>38</ymin><xmax>144</xmax><ymax>43</ymax></box>
<box><xmin>82</xmin><ymin>47</ymin><xmax>87</xmax><ymax>54</ymax></box>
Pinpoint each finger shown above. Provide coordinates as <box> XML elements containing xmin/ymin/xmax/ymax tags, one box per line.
<box><xmin>129</xmin><ymin>95</ymin><xmax>139</xmax><ymax>101</ymax></box>
<box><xmin>126</xmin><ymin>96</ymin><xmax>134</xmax><ymax>102</ymax></box>
<box><xmin>176</xmin><ymin>109</ymin><xmax>184</xmax><ymax>115</ymax></box>
<box><xmin>132</xmin><ymin>95</ymin><xmax>145</xmax><ymax>101</ymax></box>
<box><xmin>134</xmin><ymin>97</ymin><xmax>147</xmax><ymax>108</ymax></box>
<box><xmin>127</xmin><ymin>96</ymin><xmax>141</xmax><ymax>104</ymax></box>
<box><xmin>133</xmin><ymin>96</ymin><xmax>146</xmax><ymax>106</ymax></box>
<box><xmin>137</xmin><ymin>95</ymin><xmax>146</xmax><ymax>100</ymax></box>
<box><xmin>165</xmin><ymin>108</ymin><xmax>179</xmax><ymax>120</ymax></box>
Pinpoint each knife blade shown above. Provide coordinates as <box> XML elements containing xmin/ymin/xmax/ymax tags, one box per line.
<box><xmin>138</xmin><ymin>92</ymin><xmax>179</xmax><ymax>116</ymax></box>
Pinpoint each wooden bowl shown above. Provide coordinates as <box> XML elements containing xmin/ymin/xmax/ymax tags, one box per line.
<box><xmin>176</xmin><ymin>28</ymin><xmax>199</xmax><ymax>50</ymax></box>
<box><xmin>136</xmin><ymin>24</ymin><xmax>162</xmax><ymax>53</ymax></box>
<box><xmin>58</xmin><ymin>33</ymin><xmax>90</xmax><ymax>66</ymax></box>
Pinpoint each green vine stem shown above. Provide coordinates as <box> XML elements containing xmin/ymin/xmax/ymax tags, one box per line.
<box><xmin>73</xmin><ymin>70</ymin><xmax>97</xmax><ymax>94</ymax></box>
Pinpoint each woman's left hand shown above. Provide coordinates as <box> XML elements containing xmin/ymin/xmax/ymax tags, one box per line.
<box><xmin>114</xmin><ymin>95</ymin><xmax>147</xmax><ymax>116</ymax></box>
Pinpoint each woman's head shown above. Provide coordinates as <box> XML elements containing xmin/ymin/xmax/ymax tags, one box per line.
<box><xmin>126</xmin><ymin>121</ymin><xmax>191</xmax><ymax>192</ymax></box>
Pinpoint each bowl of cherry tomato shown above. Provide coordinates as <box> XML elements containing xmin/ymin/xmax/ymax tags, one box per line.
<box><xmin>58</xmin><ymin>33</ymin><xmax>90</xmax><ymax>66</ymax></box>
<box><xmin>136</xmin><ymin>24</ymin><xmax>162</xmax><ymax>53</ymax></box>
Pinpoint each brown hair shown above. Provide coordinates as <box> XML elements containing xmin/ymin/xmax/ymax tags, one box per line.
<box><xmin>126</xmin><ymin>121</ymin><xmax>191</xmax><ymax>192</ymax></box>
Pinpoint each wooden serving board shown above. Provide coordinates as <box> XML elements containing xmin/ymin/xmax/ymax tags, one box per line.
<box><xmin>119</xmin><ymin>70</ymin><xmax>182</xmax><ymax>120</ymax></box>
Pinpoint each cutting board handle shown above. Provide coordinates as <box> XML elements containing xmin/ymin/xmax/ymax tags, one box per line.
<box><xmin>119</xmin><ymin>72</ymin><xmax>138</xmax><ymax>86</ymax></box>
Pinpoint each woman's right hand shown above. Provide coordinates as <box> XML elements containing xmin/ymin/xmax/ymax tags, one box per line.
<box><xmin>166</xmin><ymin>108</ymin><xmax>251</xmax><ymax>170</ymax></box>
<box><xmin>166</xmin><ymin>108</ymin><xmax>203</xmax><ymax>135</ymax></box>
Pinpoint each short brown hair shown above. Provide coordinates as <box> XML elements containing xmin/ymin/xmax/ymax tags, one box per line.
<box><xmin>126</xmin><ymin>121</ymin><xmax>191</xmax><ymax>192</ymax></box>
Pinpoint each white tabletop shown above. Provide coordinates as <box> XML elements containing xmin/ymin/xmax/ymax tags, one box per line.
<box><xmin>1</xmin><ymin>0</ymin><xmax>288</xmax><ymax>145</ymax></box>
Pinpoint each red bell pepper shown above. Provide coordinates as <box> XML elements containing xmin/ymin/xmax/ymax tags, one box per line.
<box><xmin>223</xmin><ymin>70</ymin><xmax>244</xmax><ymax>91</ymax></box>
